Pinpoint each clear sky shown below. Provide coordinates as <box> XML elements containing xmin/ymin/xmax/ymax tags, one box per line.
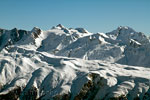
<box><xmin>0</xmin><ymin>0</ymin><xmax>150</xmax><ymax>34</ymax></box>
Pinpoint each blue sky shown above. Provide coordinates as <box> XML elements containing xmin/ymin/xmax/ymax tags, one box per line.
<box><xmin>0</xmin><ymin>0</ymin><xmax>150</xmax><ymax>34</ymax></box>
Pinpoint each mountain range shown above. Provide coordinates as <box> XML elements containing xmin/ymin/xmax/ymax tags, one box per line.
<box><xmin>0</xmin><ymin>24</ymin><xmax>150</xmax><ymax>100</ymax></box>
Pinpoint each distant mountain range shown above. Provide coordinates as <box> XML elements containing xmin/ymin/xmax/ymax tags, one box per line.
<box><xmin>0</xmin><ymin>25</ymin><xmax>150</xmax><ymax>100</ymax></box>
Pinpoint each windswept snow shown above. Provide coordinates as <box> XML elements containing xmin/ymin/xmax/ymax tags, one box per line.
<box><xmin>0</xmin><ymin>25</ymin><xmax>150</xmax><ymax>99</ymax></box>
<box><xmin>0</xmin><ymin>48</ymin><xmax>150</xmax><ymax>99</ymax></box>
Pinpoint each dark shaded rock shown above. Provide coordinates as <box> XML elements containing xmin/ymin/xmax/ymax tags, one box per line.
<box><xmin>143</xmin><ymin>88</ymin><xmax>150</xmax><ymax>100</ymax></box>
<box><xmin>56</xmin><ymin>24</ymin><xmax>64</xmax><ymax>29</ymax></box>
<box><xmin>109</xmin><ymin>95</ymin><xmax>128</xmax><ymax>100</ymax></box>
<box><xmin>74</xmin><ymin>73</ymin><xmax>106</xmax><ymax>100</ymax></box>
<box><xmin>0</xmin><ymin>87</ymin><xmax>21</xmax><ymax>100</ymax></box>
<box><xmin>52</xmin><ymin>93</ymin><xmax>70</xmax><ymax>100</ymax></box>
<box><xmin>0</xmin><ymin>28</ymin><xmax>5</xmax><ymax>35</ymax></box>
<box><xmin>75</xmin><ymin>28</ymin><xmax>88</xmax><ymax>33</ymax></box>
<box><xmin>63</xmin><ymin>28</ymin><xmax>69</xmax><ymax>33</ymax></box>
<box><xmin>21</xmin><ymin>86</ymin><xmax>38</xmax><ymax>100</ymax></box>
<box><xmin>32</xmin><ymin>27</ymin><xmax>41</xmax><ymax>39</ymax></box>
<box><xmin>0</xmin><ymin>28</ymin><xmax>29</xmax><ymax>51</ymax></box>
<box><xmin>18</xmin><ymin>30</ymin><xmax>28</xmax><ymax>39</ymax></box>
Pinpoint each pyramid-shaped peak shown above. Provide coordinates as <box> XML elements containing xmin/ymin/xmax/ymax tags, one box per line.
<box><xmin>11</xmin><ymin>28</ymin><xmax>18</xmax><ymax>32</ymax></box>
<box><xmin>31</xmin><ymin>27</ymin><xmax>41</xmax><ymax>33</ymax></box>
<box><xmin>56</xmin><ymin>24</ymin><xmax>65</xmax><ymax>29</ymax></box>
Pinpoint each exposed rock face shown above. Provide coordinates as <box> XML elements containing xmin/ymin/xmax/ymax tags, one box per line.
<box><xmin>10</xmin><ymin>28</ymin><xmax>28</xmax><ymax>42</ymax></box>
<box><xmin>106</xmin><ymin>26</ymin><xmax>149</xmax><ymax>45</ymax></box>
<box><xmin>55</xmin><ymin>24</ymin><xmax>70</xmax><ymax>33</ymax></box>
<box><xmin>31</xmin><ymin>27</ymin><xmax>41</xmax><ymax>39</ymax></box>
<box><xmin>20</xmin><ymin>86</ymin><xmax>38</xmax><ymax>100</ymax></box>
<box><xmin>52</xmin><ymin>93</ymin><xmax>70</xmax><ymax>100</ymax></box>
<box><xmin>0</xmin><ymin>28</ymin><xmax>5</xmax><ymax>35</ymax></box>
<box><xmin>129</xmin><ymin>39</ymin><xmax>141</xmax><ymax>48</ymax></box>
<box><xmin>75</xmin><ymin>28</ymin><xmax>88</xmax><ymax>33</ymax></box>
<box><xmin>56</xmin><ymin>24</ymin><xmax>65</xmax><ymax>29</ymax></box>
<box><xmin>0</xmin><ymin>87</ymin><xmax>21</xmax><ymax>100</ymax></box>
<box><xmin>74</xmin><ymin>73</ymin><xmax>107</xmax><ymax>100</ymax></box>
<box><xmin>0</xmin><ymin>28</ymin><xmax>28</xmax><ymax>51</ymax></box>
<box><xmin>0</xmin><ymin>29</ymin><xmax>5</xmax><ymax>46</ymax></box>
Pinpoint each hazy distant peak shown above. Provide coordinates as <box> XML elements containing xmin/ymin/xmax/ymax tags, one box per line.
<box><xmin>31</xmin><ymin>27</ymin><xmax>41</xmax><ymax>32</ymax></box>
<box><xmin>117</xmin><ymin>26</ymin><xmax>134</xmax><ymax>30</ymax></box>
<box><xmin>56</xmin><ymin>24</ymin><xmax>65</xmax><ymax>29</ymax></box>
<box><xmin>75</xmin><ymin>27</ymin><xmax>89</xmax><ymax>33</ymax></box>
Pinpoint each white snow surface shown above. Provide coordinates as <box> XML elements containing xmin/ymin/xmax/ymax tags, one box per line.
<box><xmin>0</xmin><ymin>25</ymin><xmax>150</xmax><ymax>99</ymax></box>
<box><xmin>1</xmin><ymin>25</ymin><xmax>150</xmax><ymax>67</ymax></box>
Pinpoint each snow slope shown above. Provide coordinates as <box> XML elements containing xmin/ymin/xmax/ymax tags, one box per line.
<box><xmin>0</xmin><ymin>25</ymin><xmax>150</xmax><ymax>99</ymax></box>
<box><xmin>0</xmin><ymin>47</ymin><xmax>150</xmax><ymax>100</ymax></box>
<box><xmin>1</xmin><ymin>25</ymin><xmax>150</xmax><ymax>67</ymax></box>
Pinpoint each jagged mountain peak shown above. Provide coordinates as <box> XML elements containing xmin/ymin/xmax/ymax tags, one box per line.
<box><xmin>75</xmin><ymin>27</ymin><xmax>89</xmax><ymax>33</ymax></box>
<box><xmin>51</xmin><ymin>24</ymin><xmax>90</xmax><ymax>34</ymax></box>
<box><xmin>0</xmin><ymin>25</ymin><xmax>150</xmax><ymax>67</ymax></box>
<box><xmin>51</xmin><ymin>24</ymin><xmax>71</xmax><ymax>33</ymax></box>
<box><xmin>51</xmin><ymin>24</ymin><xmax>66</xmax><ymax>30</ymax></box>
<box><xmin>110</xmin><ymin>26</ymin><xmax>146</xmax><ymax>38</ymax></box>
<box><xmin>31</xmin><ymin>27</ymin><xmax>42</xmax><ymax>39</ymax></box>
<box><xmin>0</xmin><ymin>25</ymin><xmax>150</xmax><ymax>99</ymax></box>
<box><xmin>106</xmin><ymin>26</ymin><xmax>149</xmax><ymax>45</ymax></box>
<box><xmin>31</xmin><ymin>27</ymin><xmax>41</xmax><ymax>32</ymax></box>
<box><xmin>56</xmin><ymin>24</ymin><xmax>65</xmax><ymax>29</ymax></box>
<box><xmin>107</xmin><ymin>26</ymin><xmax>136</xmax><ymax>36</ymax></box>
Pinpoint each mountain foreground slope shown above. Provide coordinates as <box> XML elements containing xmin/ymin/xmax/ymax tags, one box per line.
<box><xmin>0</xmin><ymin>25</ymin><xmax>150</xmax><ymax>100</ymax></box>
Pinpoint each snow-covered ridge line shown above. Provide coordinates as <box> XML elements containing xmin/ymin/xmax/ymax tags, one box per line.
<box><xmin>0</xmin><ymin>25</ymin><xmax>150</xmax><ymax>99</ymax></box>
<box><xmin>0</xmin><ymin>25</ymin><xmax>150</xmax><ymax>67</ymax></box>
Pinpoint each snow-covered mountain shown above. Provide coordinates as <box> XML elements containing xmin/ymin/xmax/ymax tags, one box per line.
<box><xmin>1</xmin><ymin>25</ymin><xmax>150</xmax><ymax>67</ymax></box>
<box><xmin>0</xmin><ymin>25</ymin><xmax>150</xmax><ymax>100</ymax></box>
